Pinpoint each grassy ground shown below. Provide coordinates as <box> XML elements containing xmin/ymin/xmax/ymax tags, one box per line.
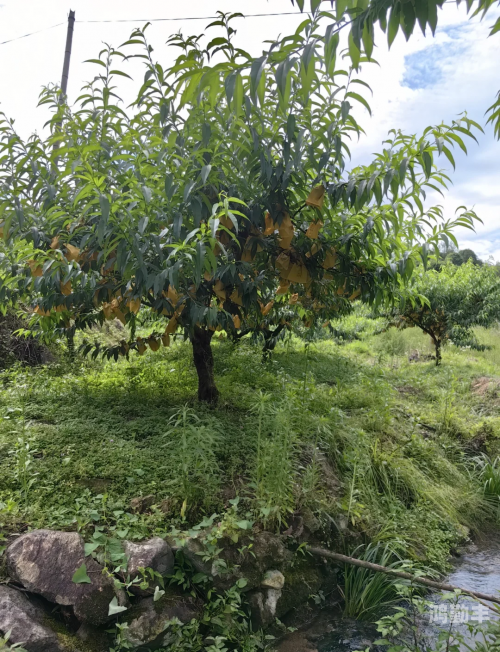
<box><xmin>1</xmin><ymin>322</ymin><xmax>500</xmax><ymax>573</ymax></box>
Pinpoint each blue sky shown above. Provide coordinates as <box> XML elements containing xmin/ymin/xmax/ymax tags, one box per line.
<box><xmin>0</xmin><ymin>0</ymin><xmax>499</xmax><ymax>259</ymax></box>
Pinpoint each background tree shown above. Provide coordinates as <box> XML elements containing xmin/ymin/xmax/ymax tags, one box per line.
<box><xmin>390</xmin><ymin>261</ymin><xmax>500</xmax><ymax>364</ymax></box>
<box><xmin>0</xmin><ymin>15</ymin><xmax>479</xmax><ymax>402</ymax></box>
<box><xmin>434</xmin><ymin>242</ymin><xmax>483</xmax><ymax>268</ymax></box>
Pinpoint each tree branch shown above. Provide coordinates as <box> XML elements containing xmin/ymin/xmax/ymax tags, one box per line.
<box><xmin>308</xmin><ymin>546</ymin><xmax>500</xmax><ymax>611</ymax></box>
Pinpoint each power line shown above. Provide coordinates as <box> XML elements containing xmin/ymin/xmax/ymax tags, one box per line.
<box><xmin>0</xmin><ymin>21</ymin><xmax>65</xmax><ymax>46</ymax></box>
<box><xmin>76</xmin><ymin>11</ymin><xmax>303</xmax><ymax>24</ymax></box>
<box><xmin>0</xmin><ymin>4</ymin><xmax>463</xmax><ymax>48</ymax></box>
<box><xmin>0</xmin><ymin>11</ymin><xmax>303</xmax><ymax>47</ymax></box>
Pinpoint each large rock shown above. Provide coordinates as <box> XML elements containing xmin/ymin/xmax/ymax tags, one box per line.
<box><xmin>181</xmin><ymin>531</ymin><xmax>292</xmax><ymax>592</ymax></box>
<box><xmin>248</xmin><ymin>557</ymin><xmax>333</xmax><ymax>629</ymax></box>
<box><xmin>0</xmin><ymin>585</ymin><xmax>78</xmax><ymax>652</ymax></box>
<box><xmin>6</xmin><ymin>529</ymin><xmax>123</xmax><ymax>625</ymax></box>
<box><xmin>123</xmin><ymin>590</ymin><xmax>203</xmax><ymax>649</ymax></box>
<box><xmin>124</xmin><ymin>537</ymin><xmax>174</xmax><ymax>595</ymax></box>
<box><xmin>75</xmin><ymin>623</ymin><xmax>109</xmax><ymax>651</ymax></box>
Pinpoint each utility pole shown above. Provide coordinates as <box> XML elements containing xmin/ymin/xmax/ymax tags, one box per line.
<box><xmin>53</xmin><ymin>10</ymin><xmax>75</xmax><ymax>163</ymax></box>
<box><xmin>60</xmin><ymin>10</ymin><xmax>75</xmax><ymax>101</ymax></box>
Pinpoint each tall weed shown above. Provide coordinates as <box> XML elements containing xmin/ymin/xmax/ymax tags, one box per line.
<box><xmin>161</xmin><ymin>405</ymin><xmax>222</xmax><ymax>515</ymax></box>
<box><xmin>340</xmin><ymin>543</ymin><xmax>407</xmax><ymax>620</ymax></box>
<box><xmin>251</xmin><ymin>392</ymin><xmax>297</xmax><ymax>526</ymax></box>
<box><xmin>474</xmin><ymin>454</ymin><xmax>500</xmax><ymax>501</ymax></box>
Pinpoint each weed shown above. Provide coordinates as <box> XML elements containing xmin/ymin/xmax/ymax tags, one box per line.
<box><xmin>474</xmin><ymin>454</ymin><xmax>500</xmax><ymax>501</ymax></box>
<box><xmin>340</xmin><ymin>543</ymin><xmax>407</xmax><ymax>620</ymax></box>
<box><xmin>0</xmin><ymin>632</ymin><xmax>27</xmax><ymax>652</ymax></box>
<box><xmin>161</xmin><ymin>405</ymin><xmax>223</xmax><ymax>516</ymax></box>
<box><xmin>375</xmin><ymin>329</ymin><xmax>408</xmax><ymax>360</ymax></box>
<box><xmin>251</xmin><ymin>392</ymin><xmax>298</xmax><ymax>527</ymax></box>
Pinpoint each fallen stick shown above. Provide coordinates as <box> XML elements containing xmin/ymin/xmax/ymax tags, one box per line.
<box><xmin>308</xmin><ymin>546</ymin><xmax>500</xmax><ymax>609</ymax></box>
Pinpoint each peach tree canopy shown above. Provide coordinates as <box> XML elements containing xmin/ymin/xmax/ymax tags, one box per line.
<box><xmin>0</xmin><ymin>13</ymin><xmax>480</xmax><ymax>401</ymax></box>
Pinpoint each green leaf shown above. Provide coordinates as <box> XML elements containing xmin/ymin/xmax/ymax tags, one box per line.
<box><xmin>415</xmin><ymin>0</ymin><xmax>429</xmax><ymax>34</ymax></box>
<box><xmin>224</xmin><ymin>71</ymin><xmax>237</xmax><ymax>105</ymax></box>
<box><xmin>153</xmin><ymin>585</ymin><xmax>165</xmax><ymax>601</ymax></box>
<box><xmin>336</xmin><ymin>0</ymin><xmax>348</xmax><ymax>21</ymax></box>
<box><xmin>341</xmin><ymin>100</ymin><xmax>350</xmax><ymax>122</ymax></box>
<box><xmin>250</xmin><ymin>56</ymin><xmax>267</xmax><ymax>104</ymax></box>
<box><xmin>84</xmin><ymin>542</ymin><xmax>100</xmax><ymax>556</ymax></box>
<box><xmin>362</xmin><ymin>20</ymin><xmax>374</xmax><ymax>60</ymax></box>
<box><xmin>490</xmin><ymin>17</ymin><xmax>500</xmax><ymax>35</ymax></box>
<box><xmin>428</xmin><ymin>0</ymin><xmax>438</xmax><ymax>34</ymax></box>
<box><xmin>401</xmin><ymin>2</ymin><xmax>417</xmax><ymax>39</ymax></box>
<box><xmin>99</xmin><ymin>194</ymin><xmax>110</xmax><ymax>222</ymax></box>
<box><xmin>286</xmin><ymin>114</ymin><xmax>296</xmax><ymax>143</ymax></box>
<box><xmin>399</xmin><ymin>157</ymin><xmax>408</xmax><ymax>179</ymax></box>
<box><xmin>346</xmin><ymin>91</ymin><xmax>371</xmax><ymax>115</ymax></box>
<box><xmin>348</xmin><ymin>31</ymin><xmax>361</xmax><ymax>68</ymax></box>
<box><xmin>192</xmin><ymin>572</ymin><xmax>207</xmax><ymax>583</ymax></box>
<box><xmin>233</xmin><ymin>73</ymin><xmax>244</xmax><ymax>117</ymax></box>
<box><xmin>138</xmin><ymin>215</ymin><xmax>149</xmax><ymax>235</ymax></box>
<box><xmin>441</xmin><ymin>145</ymin><xmax>456</xmax><ymax>170</ymax></box>
<box><xmin>325</xmin><ymin>26</ymin><xmax>339</xmax><ymax>76</ymax></box>
<box><xmin>108</xmin><ymin>596</ymin><xmax>128</xmax><ymax>616</ymax></box>
<box><xmin>201</xmin><ymin>165</ymin><xmax>211</xmax><ymax>185</ymax></box>
<box><xmin>388</xmin><ymin>4</ymin><xmax>401</xmax><ymax>47</ymax></box>
<box><xmin>72</xmin><ymin>563</ymin><xmax>91</xmax><ymax>584</ymax></box>
<box><xmin>84</xmin><ymin>59</ymin><xmax>106</xmax><ymax>67</ymax></box>
<box><xmin>422</xmin><ymin>151</ymin><xmax>433</xmax><ymax>178</ymax></box>
<box><xmin>165</xmin><ymin>174</ymin><xmax>174</xmax><ymax>200</ymax></box>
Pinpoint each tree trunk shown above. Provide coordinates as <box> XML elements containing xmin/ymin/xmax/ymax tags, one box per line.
<box><xmin>434</xmin><ymin>338</ymin><xmax>442</xmax><ymax>366</ymax></box>
<box><xmin>262</xmin><ymin>323</ymin><xmax>286</xmax><ymax>361</ymax></box>
<box><xmin>66</xmin><ymin>329</ymin><xmax>75</xmax><ymax>361</ymax></box>
<box><xmin>190</xmin><ymin>326</ymin><xmax>219</xmax><ymax>404</ymax></box>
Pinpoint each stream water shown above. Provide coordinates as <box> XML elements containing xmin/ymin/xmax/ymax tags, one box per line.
<box><xmin>278</xmin><ymin>538</ymin><xmax>500</xmax><ymax>652</ymax></box>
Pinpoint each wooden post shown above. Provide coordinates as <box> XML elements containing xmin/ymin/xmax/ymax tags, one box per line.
<box><xmin>60</xmin><ymin>10</ymin><xmax>75</xmax><ymax>100</ymax></box>
<box><xmin>53</xmin><ymin>10</ymin><xmax>75</xmax><ymax>163</ymax></box>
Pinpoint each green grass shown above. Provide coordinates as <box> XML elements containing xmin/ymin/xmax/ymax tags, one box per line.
<box><xmin>1</xmin><ymin>324</ymin><xmax>500</xmax><ymax>573</ymax></box>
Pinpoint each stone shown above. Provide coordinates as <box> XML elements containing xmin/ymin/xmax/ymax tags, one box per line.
<box><xmin>181</xmin><ymin>530</ymin><xmax>292</xmax><ymax>592</ymax></box>
<box><xmin>277</xmin><ymin>559</ymin><xmax>324</xmax><ymax>620</ymax></box>
<box><xmin>130</xmin><ymin>495</ymin><xmax>156</xmax><ymax>513</ymax></box>
<box><xmin>180</xmin><ymin>538</ymin><xmax>214</xmax><ymax>576</ymax></box>
<box><xmin>123</xmin><ymin>589</ymin><xmax>203</xmax><ymax>649</ymax></box>
<box><xmin>248</xmin><ymin>587</ymin><xmax>283</xmax><ymax>629</ymax></box>
<box><xmin>123</xmin><ymin>537</ymin><xmax>174</xmax><ymax>595</ymax></box>
<box><xmin>6</xmin><ymin>529</ymin><xmax>123</xmax><ymax>626</ymax></box>
<box><xmin>76</xmin><ymin>623</ymin><xmax>109</xmax><ymax>651</ymax></box>
<box><xmin>0</xmin><ymin>585</ymin><xmax>77</xmax><ymax>652</ymax></box>
<box><xmin>251</xmin><ymin>531</ymin><xmax>291</xmax><ymax>569</ymax></box>
<box><xmin>159</xmin><ymin>498</ymin><xmax>174</xmax><ymax>515</ymax></box>
<box><xmin>261</xmin><ymin>570</ymin><xmax>285</xmax><ymax>590</ymax></box>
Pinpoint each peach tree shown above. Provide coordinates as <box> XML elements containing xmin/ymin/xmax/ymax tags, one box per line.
<box><xmin>0</xmin><ymin>14</ymin><xmax>480</xmax><ymax>401</ymax></box>
<box><xmin>391</xmin><ymin>262</ymin><xmax>500</xmax><ymax>364</ymax></box>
